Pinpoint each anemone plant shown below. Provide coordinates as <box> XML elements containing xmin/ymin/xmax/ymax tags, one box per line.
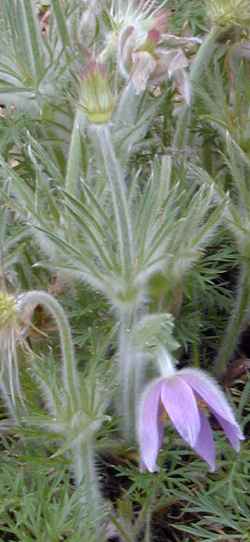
<box><xmin>1</xmin><ymin>135</ymin><xmax>225</xmax><ymax>440</ymax></box>
<box><xmin>0</xmin><ymin>288</ymin><xmax>107</xmax><ymax>538</ymax></box>
<box><xmin>189</xmin><ymin>54</ymin><xmax>250</xmax><ymax>377</ymax></box>
<box><xmin>0</xmin><ymin>0</ymin><xmax>89</xmax><ymax>107</ymax></box>
<box><xmin>0</xmin><ymin>2</ymin><xmax>248</xmax><ymax>540</ymax></box>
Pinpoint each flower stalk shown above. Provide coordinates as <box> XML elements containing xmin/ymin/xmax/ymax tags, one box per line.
<box><xmin>18</xmin><ymin>290</ymin><xmax>79</xmax><ymax>411</ymax></box>
<box><xmin>73</xmin><ymin>439</ymin><xmax>104</xmax><ymax>537</ymax></box>
<box><xmin>118</xmin><ymin>310</ymin><xmax>136</xmax><ymax>439</ymax></box>
<box><xmin>13</xmin><ymin>291</ymin><xmax>104</xmax><ymax>535</ymax></box>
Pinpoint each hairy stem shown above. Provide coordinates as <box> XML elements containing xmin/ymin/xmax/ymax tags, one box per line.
<box><xmin>119</xmin><ymin>310</ymin><xmax>145</xmax><ymax>441</ymax></box>
<box><xmin>19</xmin><ymin>290</ymin><xmax>79</xmax><ymax>410</ymax></box>
<box><xmin>119</xmin><ymin>311</ymin><xmax>134</xmax><ymax>439</ymax></box>
<box><xmin>215</xmin><ymin>263</ymin><xmax>250</xmax><ymax>377</ymax></box>
<box><xmin>73</xmin><ymin>438</ymin><xmax>104</xmax><ymax>538</ymax></box>
<box><xmin>19</xmin><ymin>291</ymin><xmax>104</xmax><ymax>533</ymax></box>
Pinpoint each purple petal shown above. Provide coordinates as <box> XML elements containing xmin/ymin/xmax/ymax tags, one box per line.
<box><xmin>213</xmin><ymin>414</ymin><xmax>243</xmax><ymax>451</ymax></box>
<box><xmin>131</xmin><ymin>51</ymin><xmax>157</xmax><ymax>94</ymax></box>
<box><xmin>181</xmin><ymin>369</ymin><xmax>244</xmax><ymax>450</ymax></box>
<box><xmin>137</xmin><ymin>379</ymin><xmax>164</xmax><ymax>472</ymax></box>
<box><xmin>194</xmin><ymin>410</ymin><xmax>216</xmax><ymax>472</ymax></box>
<box><xmin>160</xmin><ymin>376</ymin><xmax>200</xmax><ymax>447</ymax></box>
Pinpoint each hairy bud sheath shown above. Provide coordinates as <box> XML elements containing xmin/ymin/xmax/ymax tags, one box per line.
<box><xmin>0</xmin><ymin>292</ymin><xmax>17</xmax><ymax>332</ymax></box>
<box><xmin>79</xmin><ymin>61</ymin><xmax>114</xmax><ymax>124</ymax></box>
<box><xmin>0</xmin><ymin>292</ymin><xmax>26</xmax><ymax>412</ymax></box>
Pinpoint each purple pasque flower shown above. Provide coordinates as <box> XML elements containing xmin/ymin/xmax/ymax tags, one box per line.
<box><xmin>138</xmin><ymin>366</ymin><xmax>244</xmax><ymax>472</ymax></box>
<box><xmin>119</xmin><ymin>23</ymin><xmax>192</xmax><ymax>102</ymax></box>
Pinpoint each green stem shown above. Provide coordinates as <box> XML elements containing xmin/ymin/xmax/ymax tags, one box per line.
<box><xmin>73</xmin><ymin>439</ymin><xmax>104</xmax><ymax>538</ymax></box>
<box><xmin>95</xmin><ymin>125</ymin><xmax>134</xmax><ymax>279</ymax></box>
<box><xmin>119</xmin><ymin>309</ymin><xmax>144</xmax><ymax>441</ymax></box>
<box><xmin>18</xmin><ymin>291</ymin><xmax>104</xmax><ymax>534</ymax></box>
<box><xmin>19</xmin><ymin>291</ymin><xmax>79</xmax><ymax>411</ymax></box>
<box><xmin>174</xmin><ymin>26</ymin><xmax>221</xmax><ymax>149</ymax></box>
<box><xmin>215</xmin><ymin>262</ymin><xmax>250</xmax><ymax>377</ymax></box>
<box><xmin>65</xmin><ymin>109</ymin><xmax>83</xmax><ymax>197</ymax></box>
<box><xmin>119</xmin><ymin>311</ymin><xmax>134</xmax><ymax>439</ymax></box>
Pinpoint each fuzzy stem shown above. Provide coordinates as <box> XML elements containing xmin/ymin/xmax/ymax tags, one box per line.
<box><xmin>118</xmin><ymin>309</ymin><xmax>146</xmax><ymax>441</ymax></box>
<box><xmin>215</xmin><ymin>262</ymin><xmax>250</xmax><ymax>377</ymax></box>
<box><xmin>95</xmin><ymin>125</ymin><xmax>134</xmax><ymax>279</ymax></box>
<box><xmin>157</xmin><ymin>347</ymin><xmax>176</xmax><ymax>379</ymax></box>
<box><xmin>19</xmin><ymin>291</ymin><xmax>79</xmax><ymax>411</ymax></box>
<box><xmin>65</xmin><ymin>109</ymin><xmax>83</xmax><ymax>197</ymax></box>
<box><xmin>115</xmin><ymin>80</ymin><xmax>140</xmax><ymax>125</ymax></box>
<box><xmin>119</xmin><ymin>311</ymin><xmax>134</xmax><ymax>440</ymax></box>
<box><xmin>19</xmin><ymin>291</ymin><xmax>104</xmax><ymax>533</ymax></box>
<box><xmin>73</xmin><ymin>439</ymin><xmax>104</xmax><ymax>538</ymax></box>
<box><xmin>174</xmin><ymin>26</ymin><xmax>221</xmax><ymax>149</ymax></box>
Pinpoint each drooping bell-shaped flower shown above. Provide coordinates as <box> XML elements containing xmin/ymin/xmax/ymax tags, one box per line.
<box><xmin>118</xmin><ymin>13</ymin><xmax>193</xmax><ymax>102</ymax></box>
<box><xmin>79</xmin><ymin>60</ymin><xmax>115</xmax><ymax>124</ymax></box>
<box><xmin>102</xmin><ymin>0</ymin><xmax>168</xmax><ymax>67</ymax></box>
<box><xmin>138</xmin><ymin>350</ymin><xmax>244</xmax><ymax>472</ymax></box>
<box><xmin>128</xmin><ymin>30</ymin><xmax>192</xmax><ymax>101</ymax></box>
<box><xmin>102</xmin><ymin>1</ymin><xmax>196</xmax><ymax>101</ymax></box>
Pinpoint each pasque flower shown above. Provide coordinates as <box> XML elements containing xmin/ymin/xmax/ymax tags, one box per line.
<box><xmin>116</xmin><ymin>5</ymin><xmax>197</xmax><ymax>102</ymax></box>
<box><xmin>122</xmin><ymin>28</ymin><xmax>192</xmax><ymax>101</ymax></box>
<box><xmin>138</xmin><ymin>351</ymin><xmax>244</xmax><ymax>472</ymax></box>
<box><xmin>102</xmin><ymin>1</ymin><xmax>198</xmax><ymax>101</ymax></box>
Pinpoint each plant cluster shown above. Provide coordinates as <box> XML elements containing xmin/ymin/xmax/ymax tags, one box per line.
<box><xmin>0</xmin><ymin>1</ymin><xmax>249</xmax><ymax>541</ymax></box>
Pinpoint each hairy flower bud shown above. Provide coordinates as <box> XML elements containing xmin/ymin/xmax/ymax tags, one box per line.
<box><xmin>0</xmin><ymin>291</ymin><xmax>27</xmax><ymax>411</ymax></box>
<box><xmin>0</xmin><ymin>292</ymin><xmax>18</xmax><ymax>341</ymax></box>
<box><xmin>79</xmin><ymin>61</ymin><xmax>114</xmax><ymax>124</ymax></box>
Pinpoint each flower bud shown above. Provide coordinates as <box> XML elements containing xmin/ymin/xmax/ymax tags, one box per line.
<box><xmin>79</xmin><ymin>61</ymin><xmax>115</xmax><ymax>124</ymax></box>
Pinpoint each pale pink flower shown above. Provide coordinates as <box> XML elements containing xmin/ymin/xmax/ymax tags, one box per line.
<box><xmin>119</xmin><ymin>18</ymin><xmax>192</xmax><ymax>102</ymax></box>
